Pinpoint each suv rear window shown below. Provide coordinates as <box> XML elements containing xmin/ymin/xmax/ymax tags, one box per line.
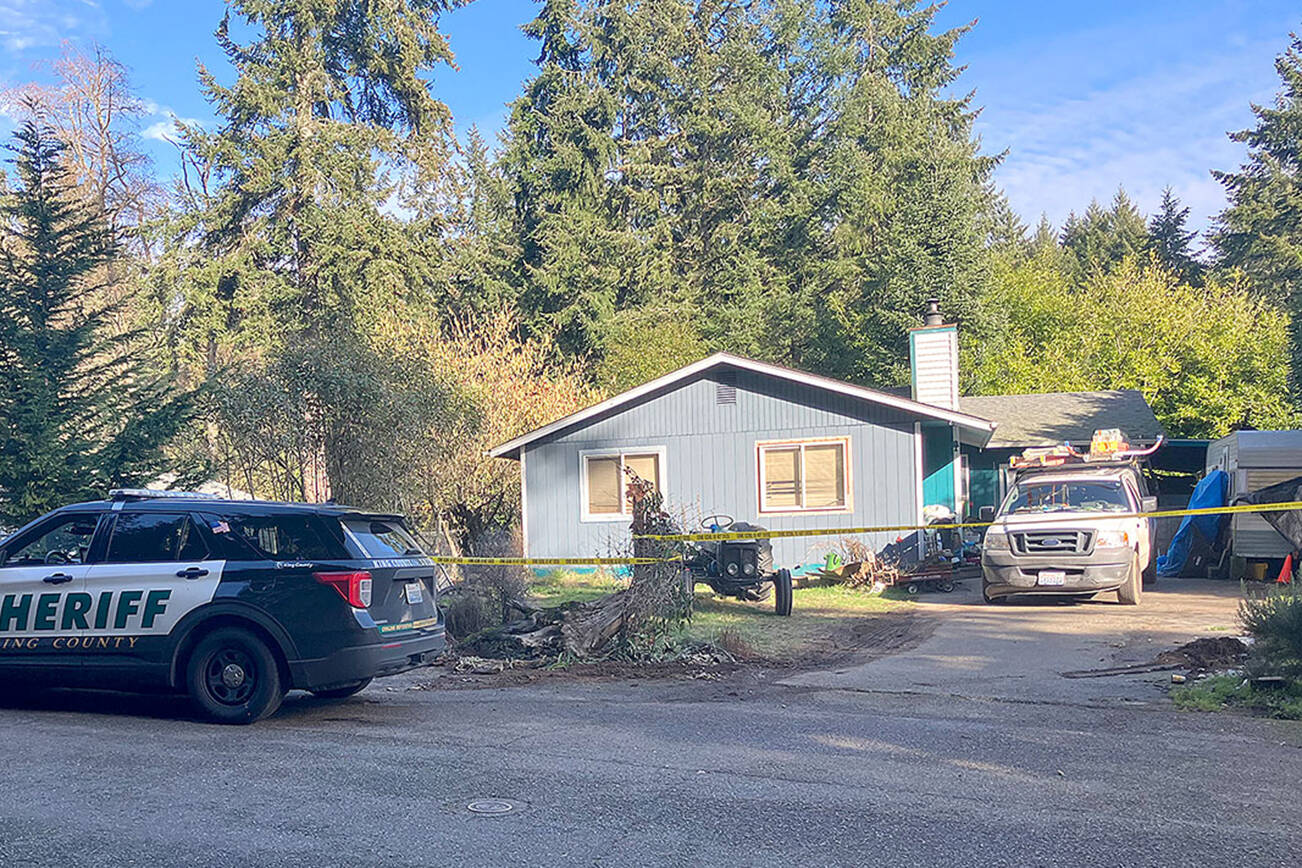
<box><xmin>208</xmin><ymin>514</ymin><xmax>349</xmax><ymax>560</ymax></box>
<box><xmin>343</xmin><ymin>519</ymin><xmax>424</xmax><ymax>558</ymax></box>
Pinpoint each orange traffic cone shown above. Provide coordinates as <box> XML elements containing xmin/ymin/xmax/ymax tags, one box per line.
<box><xmin>1277</xmin><ymin>553</ymin><xmax>1293</xmax><ymax>585</ymax></box>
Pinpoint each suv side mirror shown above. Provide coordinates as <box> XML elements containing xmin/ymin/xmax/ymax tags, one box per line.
<box><xmin>1141</xmin><ymin>496</ymin><xmax>1157</xmax><ymax>513</ymax></box>
<box><xmin>979</xmin><ymin>506</ymin><xmax>996</xmax><ymax>523</ymax></box>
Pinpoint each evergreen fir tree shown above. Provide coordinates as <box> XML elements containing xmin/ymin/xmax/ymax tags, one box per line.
<box><xmin>0</xmin><ymin>116</ymin><xmax>188</xmax><ymax>524</ymax></box>
<box><xmin>1212</xmin><ymin>32</ymin><xmax>1302</xmax><ymax>372</ymax></box>
<box><xmin>1061</xmin><ymin>188</ymin><xmax>1151</xmax><ymax>280</ymax></box>
<box><xmin>986</xmin><ymin>194</ymin><xmax>1032</xmax><ymax>261</ymax></box>
<box><xmin>1149</xmin><ymin>186</ymin><xmax>1202</xmax><ymax>284</ymax></box>
<box><xmin>174</xmin><ymin>0</ymin><xmax>459</xmax><ymax>504</ymax></box>
<box><xmin>501</xmin><ymin>0</ymin><xmax>996</xmax><ymax>385</ymax></box>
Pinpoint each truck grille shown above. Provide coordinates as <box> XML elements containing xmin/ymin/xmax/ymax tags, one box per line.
<box><xmin>1012</xmin><ymin>530</ymin><xmax>1093</xmax><ymax>555</ymax></box>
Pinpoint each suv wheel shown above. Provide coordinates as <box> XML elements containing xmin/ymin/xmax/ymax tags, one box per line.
<box><xmin>310</xmin><ymin>679</ymin><xmax>372</xmax><ymax>699</ymax></box>
<box><xmin>186</xmin><ymin>627</ymin><xmax>285</xmax><ymax>724</ymax></box>
<box><xmin>982</xmin><ymin>578</ymin><xmax>1004</xmax><ymax>604</ymax></box>
<box><xmin>1117</xmin><ymin>552</ymin><xmax>1142</xmax><ymax>606</ymax></box>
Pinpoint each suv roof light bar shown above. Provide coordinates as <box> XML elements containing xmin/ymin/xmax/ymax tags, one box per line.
<box><xmin>109</xmin><ymin>489</ymin><xmax>223</xmax><ymax>501</ymax></box>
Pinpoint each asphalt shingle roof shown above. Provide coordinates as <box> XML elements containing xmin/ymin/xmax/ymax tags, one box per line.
<box><xmin>959</xmin><ymin>390</ymin><xmax>1165</xmax><ymax>449</ymax></box>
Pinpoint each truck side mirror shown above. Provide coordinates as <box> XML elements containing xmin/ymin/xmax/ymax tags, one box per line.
<box><xmin>979</xmin><ymin>506</ymin><xmax>996</xmax><ymax>523</ymax></box>
<box><xmin>1141</xmin><ymin>496</ymin><xmax>1157</xmax><ymax>513</ymax></box>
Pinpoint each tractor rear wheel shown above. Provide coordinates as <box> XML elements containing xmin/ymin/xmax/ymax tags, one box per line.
<box><xmin>774</xmin><ymin>569</ymin><xmax>793</xmax><ymax>616</ymax></box>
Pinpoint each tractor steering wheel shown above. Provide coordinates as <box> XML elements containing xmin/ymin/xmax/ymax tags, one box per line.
<box><xmin>701</xmin><ymin>514</ymin><xmax>734</xmax><ymax>531</ymax></box>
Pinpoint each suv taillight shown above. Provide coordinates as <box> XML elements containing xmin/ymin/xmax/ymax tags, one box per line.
<box><xmin>314</xmin><ymin>571</ymin><xmax>372</xmax><ymax>608</ymax></box>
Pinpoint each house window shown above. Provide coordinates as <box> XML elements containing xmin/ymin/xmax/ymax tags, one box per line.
<box><xmin>758</xmin><ymin>439</ymin><xmax>850</xmax><ymax>512</ymax></box>
<box><xmin>582</xmin><ymin>450</ymin><xmax>663</xmax><ymax>520</ymax></box>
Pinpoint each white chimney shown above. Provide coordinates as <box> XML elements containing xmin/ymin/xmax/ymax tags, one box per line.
<box><xmin>909</xmin><ymin>298</ymin><xmax>959</xmax><ymax>410</ymax></box>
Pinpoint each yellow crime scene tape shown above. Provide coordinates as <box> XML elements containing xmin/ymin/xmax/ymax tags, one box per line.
<box><xmin>632</xmin><ymin>501</ymin><xmax>1302</xmax><ymax>542</ymax></box>
<box><xmin>427</xmin><ymin>555</ymin><xmax>679</xmax><ymax>566</ymax></box>
<box><xmin>424</xmin><ymin>501</ymin><xmax>1302</xmax><ymax>564</ymax></box>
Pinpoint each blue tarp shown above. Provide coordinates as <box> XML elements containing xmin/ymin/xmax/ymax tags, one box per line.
<box><xmin>1157</xmin><ymin>470</ymin><xmax>1227</xmax><ymax>577</ymax></box>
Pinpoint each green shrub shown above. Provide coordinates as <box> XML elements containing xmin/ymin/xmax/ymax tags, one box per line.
<box><xmin>1238</xmin><ymin>584</ymin><xmax>1302</xmax><ymax>678</ymax></box>
<box><xmin>1173</xmin><ymin>675</ymin><xmax>1302</xmax><ymax>719</ymax></box>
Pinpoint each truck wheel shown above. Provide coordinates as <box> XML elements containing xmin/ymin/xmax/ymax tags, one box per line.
<box><xmin>310</xmin><ymin>679</ymin><xmax>372</xmax><ymax>700</ymax></box>
<box><xmin>774</xmin><ymin>569</ymin><xmax>793</xmax><ymax>616</ymax></box>
<box><xmin>982</xmin><ymin>578</ymin><xmax>1004</xmax><ymax>604</ymax></box>
<box><xmin>186</xmin><ymin>627</ymin><xmax>285</xmax><ymax>725</ymax></box>
<box><xmin>1118</xmin><ymin>552</ymin><xmax>1143</xmax><ymax>606</ymax></box>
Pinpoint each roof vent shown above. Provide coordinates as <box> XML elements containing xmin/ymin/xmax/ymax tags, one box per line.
<box><xmin>716</xmin><ymin>373</ymin><xmax>737</xmax><ymax>405</ymax></box>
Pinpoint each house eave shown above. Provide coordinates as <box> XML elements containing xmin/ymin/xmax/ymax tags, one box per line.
<box><xmin>490</xmin><ymin>352</ymin><xmax>997</xmax><ymax>459</ymax></box>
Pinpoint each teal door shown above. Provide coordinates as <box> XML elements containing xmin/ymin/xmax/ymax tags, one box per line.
<box><xmin>921</xmin><ymin>423</ymin><xmax>956</xmax><ymax>512</ymax></box>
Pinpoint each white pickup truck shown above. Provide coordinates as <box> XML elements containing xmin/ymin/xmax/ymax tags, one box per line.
<box><xmin>980</xmin><ymin>461</ymin><xmax>1156</xmax><ymax>605</ymax></box>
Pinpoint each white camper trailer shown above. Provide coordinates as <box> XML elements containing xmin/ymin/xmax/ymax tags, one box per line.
<box><xmin>1206</xmin><ymin>430</ymin><xmax>1302</xmax><ymax>563</ymax></box>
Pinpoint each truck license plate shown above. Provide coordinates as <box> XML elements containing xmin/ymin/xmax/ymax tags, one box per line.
<box><xmin>405</xmin><ymin>582</ymin><xmax>424</xmax><ymax>604</ymax></box>
<box><xmin>1038</xmin><ymin>570</ymin><xmax>1067</xmax><ymax>586</ymax></box>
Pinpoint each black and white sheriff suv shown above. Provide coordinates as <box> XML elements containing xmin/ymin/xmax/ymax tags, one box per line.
<box><xmin>0</xmin><ymin>490</ymin><xmax>446</xmax><ymax>723</ymax></box>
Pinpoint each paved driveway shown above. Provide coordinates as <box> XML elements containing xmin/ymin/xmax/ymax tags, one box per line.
<box><xmin>782</xmin><ymin>578</ymin><xmax>1244</xmax><ymax>705</ymax></box>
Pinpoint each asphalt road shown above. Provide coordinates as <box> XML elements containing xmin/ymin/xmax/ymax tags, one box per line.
<box><xmin>1</xmin><ymin>581</ymin><xmax>1300</xmax><ymax>867</ymax></box>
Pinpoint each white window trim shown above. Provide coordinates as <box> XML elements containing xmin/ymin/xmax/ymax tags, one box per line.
<box><xmin>756</xmin><ymin>437</ymin><xmax>853</xmax><ymax>515</ymax></box>
<box><xmin>579</xmin><ymin>446</ymin><xmax>668</xmax><ymax>523</ymax></box>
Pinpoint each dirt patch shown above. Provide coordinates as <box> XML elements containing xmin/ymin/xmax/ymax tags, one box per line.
<box><xmin>795</xmin><ymin>610</ymin><xmax>937</xmax><ymax>667</ymax></box>
<box><xmin>1155</xmin><ymin>636</ymin><xmax>1249</xmax><ymax>671</ymax></box>
<box><xmin>415</xmin><ymin>609</ymin><xmax>934</xmax><ymax>691</ymax></box>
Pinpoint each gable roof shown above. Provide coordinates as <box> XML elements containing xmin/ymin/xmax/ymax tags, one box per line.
<box><xmin>491</xmin><ymin>352</ymin><xmax>997</xmax><ymax>459</ymax></box>
<box><xmin>959</xmin><ymin>390</ymin><xmax>1165</xmax><ymax>449</ymax></box>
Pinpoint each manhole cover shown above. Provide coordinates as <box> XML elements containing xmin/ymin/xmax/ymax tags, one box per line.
<box><xmin>467</xmin><ymin>798</ymin><xmax>517</xmax><ymax>816</ymax></box>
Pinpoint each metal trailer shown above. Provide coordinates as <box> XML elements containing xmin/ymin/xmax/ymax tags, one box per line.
<box><xmin>1207</xmin><ymin>431</ymin><xmax>1302</xmax><ymax>568</ymax></box>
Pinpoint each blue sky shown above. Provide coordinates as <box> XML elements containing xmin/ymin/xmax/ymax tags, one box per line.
<box><xmin>0</xmin><ymin>0</ymin><xmax>1297</xmax><ymax>233</ymax></box>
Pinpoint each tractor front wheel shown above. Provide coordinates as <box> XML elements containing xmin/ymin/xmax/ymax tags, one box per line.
<box><xmin>774</xmin><ymin>569</ymin><xmax>793</xmax><ymax>616</ymax></box>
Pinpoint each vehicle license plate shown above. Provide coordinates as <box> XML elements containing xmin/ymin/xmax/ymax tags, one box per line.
<box><xmin>1037</xmin><ymin>570</ymin><xmax>1067</xmax><ymax>586</ymax></box>
<box><xmin>405</xmin><ymin>582</ymin><xmax>424</xmax><ymax>605</ymax></box>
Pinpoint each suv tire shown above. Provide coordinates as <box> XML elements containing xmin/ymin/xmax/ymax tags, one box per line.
<box><xmin>982</xmin><ymin>578</ymin><xmax>1004</xmax><ymax>604</ymax></box>
<box><xmin>310</xmin><ymin>678</ymin><xmax>372</xmax><ymax>699</ymax></box>
<box><xmin>186</xmin><ymin>627</ymin><xmax>285</xmax><ymax>724</ymax></box>
<box><xmin>1118</xmin><ymin>552</ymin><xmax>1142</xmax><ymax>606</ymax></box>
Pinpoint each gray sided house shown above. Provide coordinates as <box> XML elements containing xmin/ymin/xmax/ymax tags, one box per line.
<box><xmin>492</xmin><ymin>302</ymin><xmax>1172</xmax><ymax>571</ymax></box>
<box><xmin>491</xmin><ymin>352</ymin><xmax>996</xmax><ymax>571</ymax></box>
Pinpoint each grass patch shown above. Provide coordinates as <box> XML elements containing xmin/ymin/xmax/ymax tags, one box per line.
<box><xmin>679</xmin><ymin>584</ymin><xmax>907</xmax><ymax>662</ymax></box>
<box><xmin>1172</xmin><ymin>675</ymin><xmax>1302</xmax><ymax>720</ymax></box>
<box><xmin>528</xmin><ymin>569</ymin><xmax>625</xmax><ymax>607</ymax></box>
<box><xmin>525</xmin><ymin>571</ymin><xmax>910</xmax><ymax>663</ymax></box>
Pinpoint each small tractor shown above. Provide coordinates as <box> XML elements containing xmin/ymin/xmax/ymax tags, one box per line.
<box><xmin>682</xmin><ymin>514</ymin><xmax>793</xmax><ymax>616</ymax></box>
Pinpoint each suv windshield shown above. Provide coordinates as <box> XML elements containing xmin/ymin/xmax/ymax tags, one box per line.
<box><xmin>1004</xmin><ymin>480</ymin><xmax>1132</xmax><ymax>515</ymax></box>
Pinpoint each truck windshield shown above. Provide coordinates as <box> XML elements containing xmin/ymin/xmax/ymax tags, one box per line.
<box><xmin>1004</xmin><ymin>480</ymin><xmax>1132</xmax><ymax>514</ymax></box>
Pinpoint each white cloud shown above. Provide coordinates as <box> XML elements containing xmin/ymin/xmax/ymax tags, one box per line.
<box><xmin>140</xmin><ymin>105</ymin><xmax>201</xmax><ymax>142</ymax></box>
<box><xmin>953</xmin><ymin>7</ymin><xmax>1294</xmax><ymax>235</ymax></box>
<box><xmin>0</xmin><ymin>0</ymin><xmax>107</xmax><ymax>53</ymax></box>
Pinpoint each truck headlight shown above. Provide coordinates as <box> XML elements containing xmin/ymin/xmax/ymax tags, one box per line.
<box><xmin>1096</xmin><ymin>530</ymin><xmax>1130</xmax><ymax>547</ymax></box>
<box><xmin>983</xmin><ymin>530</ymin><xmax>1010</xmax><ymax>551</ymax></box>
<box><xmin>726</xmin><ymin>562</ymin><xmax>739</xmax><ymax>576</ymax></box>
